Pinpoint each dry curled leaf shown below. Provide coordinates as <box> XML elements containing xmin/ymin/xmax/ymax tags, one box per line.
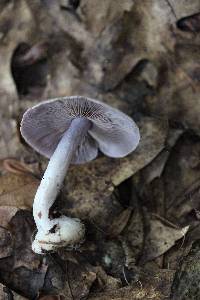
<box><xmin>2</xmin><ymin>158</ymin><xmax>39</xmax><ymax>177</ymax></box>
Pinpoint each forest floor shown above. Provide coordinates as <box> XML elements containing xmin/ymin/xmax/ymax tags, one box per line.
<box><xmin>0</xmin><ymin>1</ymin><xmax>200</xmax><ymax>299</ymax></box>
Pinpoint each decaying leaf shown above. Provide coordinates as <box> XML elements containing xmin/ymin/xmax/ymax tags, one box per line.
<box><xmin>164</xmin><ymin>133</ymin><xmax>200</xmax><ymax>224</ymax></box>
<box><xmin>108</xmin><ymin>208</ymin><xmax>132</xmax><ymax>238</ymax></box>
<box><xmin>0</xmin><ymin>210</ymin><xmax>47</xmax><ymax>299</ymax></box>
<box><xmin>171</xmin><ymin>240</ymin><xmax>200</xmax><ymax>300</ymax></box>
<box><xmin>64</xmin><ymin>261</ymin><xmax>97</xmax><ymax>300</ymax></box>
<box><xmin>0</xmin><ymin>283</ymin><xmax>28</xmax><ymax>300</ymax></box>
<box><xmin>120</xmin><ymin>204</ymin><xmax>144</xmax><ymax>267</ymax></box>
<box><xmin>2</xmin><ymin>158</ymin><xmax>39</xmax><ymax>177</ymax></box>
<box><xmin>0</xmin><ymin>205</ymin><xmax>19</xmax><ymax>228</ymax></box>
<box><xmin>0</xmin><ymin>171</ymin><xmax>39</xmax><ymax>209</ymax></box>
<box><xmin>0</xmin><ymin>226</ymin><xmax>12</xmax><ymax>259</ymax></box>
<box><xmin>39</xmin><ymin>257</ymin><xmax>98</xmax><ymax>300</ymax></box>
<box><xmin>141</xmin><ymin>215</ymin><xmax>189</xmax><ymax>263</ymax></box>
<box><xmin>0</xmin><ymin>206</ymin><xmax>19</xmax><ymax>259</ymax></box>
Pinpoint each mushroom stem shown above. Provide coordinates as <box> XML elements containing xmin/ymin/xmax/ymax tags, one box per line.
<box><xmin>32</xmin><ymin>117</ymin><xmax>91</xmax><ymax>253</ymax></box>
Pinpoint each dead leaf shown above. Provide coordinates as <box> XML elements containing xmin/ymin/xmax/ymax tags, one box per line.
<box><xmin>171</xmin><ymin>239</ymin><xmax>200</xmax><ymax>300</ymax></box>
<box><xmin>169</xmin><ymin>0</ymin><xmax>200</xmax><ymax>19</ymax></box>
<box><xmin>0</xmin><ymin>226</ymin><xmax>12</xmax><ymax>259</ymax></box>
<box><xmin>0</xmin><ymin>210</ymin><xmax>46</xmax><ymax>299</ymax></box>
<box><xmin>163</xmin><ymin>133</ymin><xmax>200</xmax><ymax>223</ymax></box>
<box><xmin>2</xmin><ymin>158</ymin><xmax>39</xmax><ymax>177</ymax></box>
<box><xmin>43</xmin><ymin>260</ymin><xmax>97</xmax><ymax>300</ymax></box>
<box><xmin>121</xmin><ymin>208</ymin><xmax>144</xmax><ymax>266</ymax></box>
<box><xmin>0</xmin><ymin>205</ymin><xmax>19</xmax><ymax>228</ymax></box>
<box><xmin>66</xmin><ymin>261</ymin><xmax>97</xmax><ymax>300</ymax></box>
<box><xmin>0</xmin><ymin>284</ymin><xmax>29</xmax><ymax>299</ymax></box>
<box><xmin>0</xmin><ymin>171</ymin><xmax>39</xmax><ymax>209</ymax></box>
<box><xmin>141</xmin><ymin>215</ymin><xmax>189</xmax><ymax>263</ymax></box>
<box><xmin>108</xmin><ymin>208</ymin><xmax>132</xmax><ymax>238</ymax></box>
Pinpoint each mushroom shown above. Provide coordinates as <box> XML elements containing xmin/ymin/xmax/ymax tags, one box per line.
<box><xmin>20</xmin><ymin>96</ymin><xmax>140</xmax><ymax>254</ymax></box>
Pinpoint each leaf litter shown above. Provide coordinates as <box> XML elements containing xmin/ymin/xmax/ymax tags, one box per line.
<box><xmin>0</xmin><ymin>0</ymin><xmax>200</xmax><ymax>299</ymax></box>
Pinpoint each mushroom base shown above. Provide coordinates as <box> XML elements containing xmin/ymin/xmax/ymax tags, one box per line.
<box><xmin>32</xmin><ymin>216</ymin><xmax>85</xmax><ymax>254</ymax></box>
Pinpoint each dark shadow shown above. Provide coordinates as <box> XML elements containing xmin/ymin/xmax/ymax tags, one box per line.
<box><xmin>11</xmin><ymin>42</ymin><xmax>48</xmax><ymax>97</ymax></box>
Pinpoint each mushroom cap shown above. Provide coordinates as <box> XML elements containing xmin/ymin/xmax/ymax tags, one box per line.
<box><xmin>20</xmin><ymin>96</ymin><xmax>140</xmax><ymax>164</ymax></box>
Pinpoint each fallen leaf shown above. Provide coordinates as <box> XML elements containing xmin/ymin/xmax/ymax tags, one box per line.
<box><xmin>65</xmin><ymin>261</ymin><xmax>97</xmax><ymax>300</ymax></box>
<box><xmin>43</xmin><ymin>259</ymin><xmax>97</xmax><ymax>300</ymax></box>
<box><xmin>0</xmin><ymin>210</ymin><xmax>47</xmax><ymax>299</ymax></box>
<box><xmin>0</xmin><ymin>171</ymin><xmax>39</xmax><ymax>209</ymax></box>
<box><xmin>0</xmin><ymin>226</ymin><xmax>12</xmax><ymax>259</ymax></box>
<box><xmin>0</xmin><ymin>284</ymin><xmax>28</xmax><ymax>299</ymax></box>
<box><xmin>2</xmin><ymin>158</ymin><xmax>39</xmax><ymax>177</ymax></box>
<box><xmin>121</xmin><ymin>208</ymin><xmax>144</xmax><ymax>266</ymax></box>
<box><xmin>169</xmin><ymin>0</ymin><xmax>200</xmax><ymax>19</ymax></box>
<box><xmin>171</xmin><ymin>240</ymin><xmax>200</xmax><ymax>300</ymax></box>
<box><xmin>163</xmin><ymin>133</ymin><xmax>200</xmax><ymax>223</ymax></box>
<box><xmin>0</xmin><ymin>205</ymin><xmax>19</xmax><ymax>228</ymax></box>
<box><xmin>141</xmin><ymin>215</ymin><xmax>189</xmax><ymax>263</ymax></box>
<box><xmin>108</xmin><ymin>208</ymin><xmax>132</xmax><ymax>238</ymax></box>
<box><xmin>0</xmin><ymin>206</ymin><xmax>19</xmax><ymax>259</ymax></box>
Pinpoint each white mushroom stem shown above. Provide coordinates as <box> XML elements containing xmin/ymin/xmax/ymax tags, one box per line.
<box><xmin>32</xmin><ymin>117</ymin><xmax>91</xmax><ymax>254</ymax></box>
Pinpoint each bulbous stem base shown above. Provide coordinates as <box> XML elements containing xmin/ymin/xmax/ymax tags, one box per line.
<box><xmin>32</xmin><ymin>217</ymin><xmax>85</xmax><ymax>254</ymax></box>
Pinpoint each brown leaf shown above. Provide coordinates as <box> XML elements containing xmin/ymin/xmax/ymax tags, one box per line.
<box><xmin>0</xmin><ymin>284</ymin><xmax>28</xmax><ymax>299</ymax></box>
<box><xmin>171</xmin><ymin>240</ymin><xmax>200</xmax><ymax>300</ymax></box>
<box><xmin>0</xmin><ymin>210</ymin><xmax>46</xmax><ymax>299</ymax></box>
<box><xmin>169</xmin><ymin>0</ymin><xmax>200</xmax><ymax>19</ymax></box>
<box><xmin>141</xmin><ymin>215</ymin><xmax>189</xmax><ymax>263</ymax></box>
<box><xmin>0</xmin><ymin>205</ymin><xmax>19</xmax><ymax>228</ymax></box>
<box><xmin>108</xmin><ymin>208</ymin><xmax>132</xmax><ymax>238</ymax></box>
<box><xmin>121</xmin><ymin>208</ymin><xmax>144</xmax><ymax>266</ymax></box>
<box><xmin>65</xmin><ymin>261</ymin><xmax>97</xmax><ymax>300</ymax></box>
<box><xmin>0</xmin><ymin>171</ymin><xmax>39</xmax><ymax>210</ymax></box>
<box><xmin>0</xmin><ymin>226</ymin><xmax>12</xmax><ymax>258</ymax></box>
<box><xmin>164</xmin><ymin>133</ymin><xmax>200</xmax><ymax>223</ymax></box>
<box><xmin>2</xmin><ymin>158</ymin><xmax>39</xmax><ymax>177</ymax></box>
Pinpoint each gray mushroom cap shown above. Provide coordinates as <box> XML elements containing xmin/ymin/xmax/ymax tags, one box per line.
<box><xmin>20</xmin><ymin>96</ymin><xmax>140</xmax><ymax>164</ymax></box>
